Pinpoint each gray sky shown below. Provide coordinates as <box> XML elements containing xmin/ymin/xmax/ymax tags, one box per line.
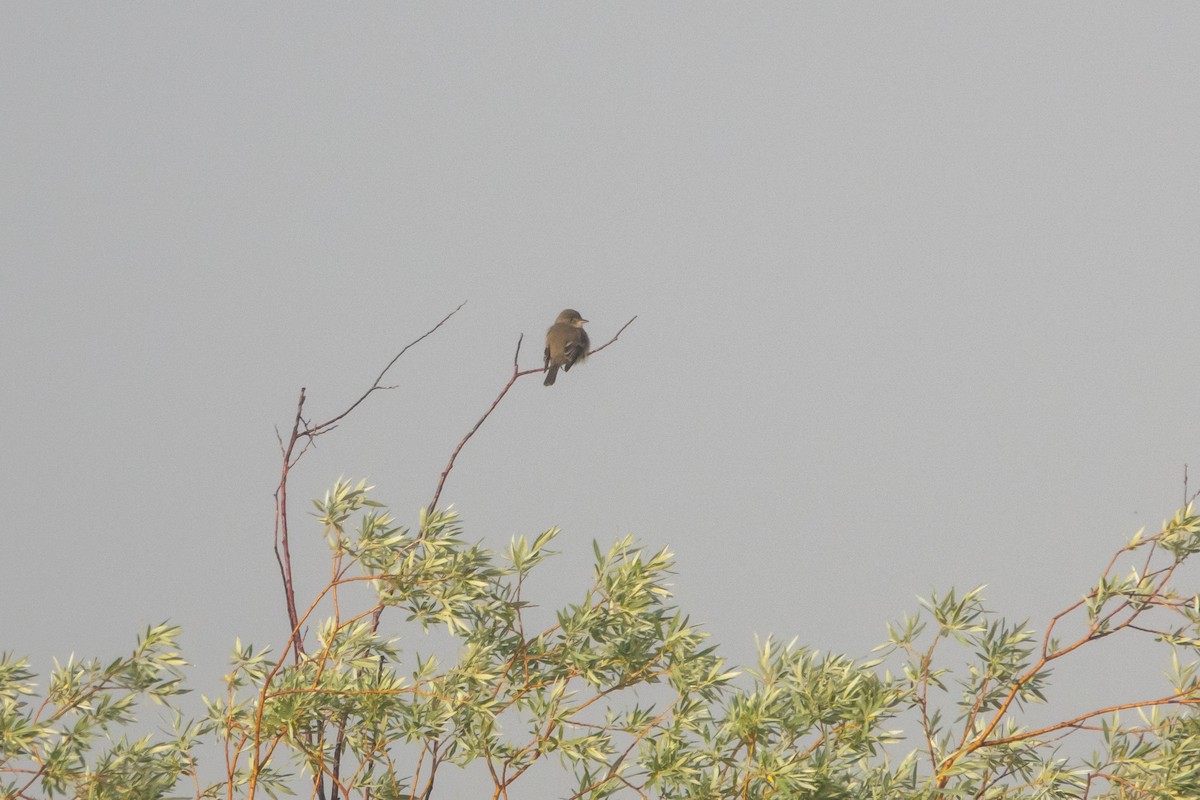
<box><xmin>4</xmin><ymin>1</ymin><xmax>1200</xmax><ymax>783</ymax></box>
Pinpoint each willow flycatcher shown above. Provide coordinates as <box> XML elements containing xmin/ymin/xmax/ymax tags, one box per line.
<box><xmin>544</xmin><ymin>308</ymin><xmax>590</xmax><ymax>386</ymax></box>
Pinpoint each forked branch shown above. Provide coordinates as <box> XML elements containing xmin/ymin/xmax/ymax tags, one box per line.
<box><xmin>273</xmin><ymin>303</ymin><xmax>467</xmax><ymax>660</ymax></box>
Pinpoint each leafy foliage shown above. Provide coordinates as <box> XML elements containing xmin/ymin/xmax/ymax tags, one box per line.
<box><xmin>5</xmin><ymin>489</ymin><xmax>1200</xmax><ymax>798</ymax></box>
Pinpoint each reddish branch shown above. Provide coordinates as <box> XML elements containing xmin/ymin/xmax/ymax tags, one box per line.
<box><xmin>273</xmin><ymin>302</ymin><xmax>466</xmax><ymax>661</ymax></box>
<box><xmin>932</xmin><ymin>516</ymin><xmax>1199</xmax><ymax>791</ymax></box>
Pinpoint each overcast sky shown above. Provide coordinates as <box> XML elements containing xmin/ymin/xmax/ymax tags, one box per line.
<box><xmin>4</xmin><ymin>2</ymin><xmax>1200</xmax><ymax>787</ymax></box>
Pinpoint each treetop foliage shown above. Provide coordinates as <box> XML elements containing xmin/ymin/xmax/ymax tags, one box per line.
<box><xmin>6</xmin><ymin>491</ymin><xmax>1200</xmax><ymax>799</ymax></box>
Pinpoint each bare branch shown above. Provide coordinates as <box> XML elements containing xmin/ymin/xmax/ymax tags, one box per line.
<box><xmin>305</xmin><ymin>301</ymin><xmax>468</xmax><ymax>437</ymax></box>
<box><xmin>586</xmin><ymin>314</ymin><xmax>638</xmax><ymax>359</ymax></box>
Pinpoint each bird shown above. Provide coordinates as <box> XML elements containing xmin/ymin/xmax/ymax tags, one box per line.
<box><xmin>544</xmin><ymin>309</ymin><xmax>590</xmax><ymax>386</ymax></box>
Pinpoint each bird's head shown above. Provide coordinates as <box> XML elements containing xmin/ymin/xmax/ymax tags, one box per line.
<box><xmin>557</xmin><ymin>308</ymin><xmax>588</xmax><ymax>327</ymax></box>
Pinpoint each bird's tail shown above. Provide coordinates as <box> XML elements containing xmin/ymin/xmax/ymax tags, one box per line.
<box><xmin>544</xmin><ymin>365</ymin><xmax>559</xmax><ymax>386</ymax></box>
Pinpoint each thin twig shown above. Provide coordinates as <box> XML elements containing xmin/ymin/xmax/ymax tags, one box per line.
<box><xmin>586</xmin><ymin>314</ymin><xmax>638</xmax><ymax>358</ymax></box>
<box><xmin>306</xmin><ymin>301</ymin><xmax>468</xmax><ymax>438</ymax></box>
